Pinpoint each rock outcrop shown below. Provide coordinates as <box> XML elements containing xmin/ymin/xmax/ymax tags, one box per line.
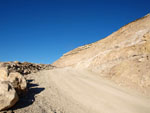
<box><xmin>0</xmin><ymin>61</ymin><xmax>55</xmax><ymax>75</ymax></box>
<box><xmin>53</xmin><ymin>14</ymin><xmax>150</xmax><ymax>94</ymax></box>
<box><xmin>0</xmin><ymin>81</ymin><xmax>19</xmax><ymax>111</ymax></box>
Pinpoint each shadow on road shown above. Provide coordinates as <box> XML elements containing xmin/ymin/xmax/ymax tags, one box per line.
<box><xmin>11</xmin><ymin>79</ymin><xmax>45</xmax><ymax>110</ymax></box>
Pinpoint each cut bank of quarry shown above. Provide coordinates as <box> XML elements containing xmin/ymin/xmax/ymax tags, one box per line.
<box><xmin>1</xmin><ymin>14</ymin><xmax>150</xmax><ymax>113</ymax></box>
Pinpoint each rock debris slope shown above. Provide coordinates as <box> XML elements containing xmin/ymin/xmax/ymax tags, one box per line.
<box><xmin>53</xmin><ymin>14</ymin><xmax>150</xmax><ymax>95</ymax></box>
<box><xmin>0</xmin><ymin>61</ymin><xmax>55</xmax><ymax>75</ymax></box>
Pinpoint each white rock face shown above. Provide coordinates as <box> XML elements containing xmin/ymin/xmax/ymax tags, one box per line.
<box><xmin>0</xmin><ymin>81</ymin><xmax>19</xmax><ymax>111</ymax></box>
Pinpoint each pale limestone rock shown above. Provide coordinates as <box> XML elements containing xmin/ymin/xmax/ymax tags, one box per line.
<box><xmin>0</xmin><ymin>67</ymin><xmax>8</xmax><ymax>81</ymax></box>
<box><xmin>0</xmin><ymin>81</ymin><xmax>19</xmax><ymax>111</ymax></box>
<box><xmin>0</xmin><ymin>67</ymin><xmax>27</xmax><ymax>95</ymax></box>
<box><xmin>8</xmin><ymin>72</ymin><xmax>27</xmax><ymax>95</ymax></box>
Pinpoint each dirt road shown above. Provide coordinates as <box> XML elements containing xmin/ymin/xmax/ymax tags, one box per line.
<box><xmin>12</xmin><ymin>68</ymin><xmax>150</xmax><ymax>113</ymax></box>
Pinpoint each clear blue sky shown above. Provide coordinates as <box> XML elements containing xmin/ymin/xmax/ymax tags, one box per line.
<box><xmin>0</xmin><ymin>0</ymin><xmax>149</xmax><ymax>64</ymax></box>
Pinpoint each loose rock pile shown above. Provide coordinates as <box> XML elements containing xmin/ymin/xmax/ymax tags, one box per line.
<box><xmin>0</xmin><ymin>81</ymin><xmax>19</xmax><ymax>111</ymax></box>
<box><xmin>0</xmin><ymin>61</ymin><xmax>55</xmax><ymax>111</ymax></box>
<box><xmin>0</xmin><ymin>61</ymin><xmax>55</xmax><ymax>75</ymax></box>
<box><xmin>0</xmin><ymin>67</ymin><xmax>26</xmax><ymax>111</ymax></box>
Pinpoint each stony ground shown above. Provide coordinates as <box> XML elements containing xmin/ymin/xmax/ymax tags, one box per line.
<box><xmin>2</xmin><ymin>68</ymin><xmax>150</xmax><ymax>113</ymax></box>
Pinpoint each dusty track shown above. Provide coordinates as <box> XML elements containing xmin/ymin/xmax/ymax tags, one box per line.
<box><xmin>12</xmin><ymin>68</ymin><xmax>150</xmax><ymax>113</ymax></box>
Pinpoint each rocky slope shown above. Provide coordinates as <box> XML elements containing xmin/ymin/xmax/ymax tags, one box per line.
<box><xmin>53</xmin><ymin>14</ymin><xmax>150</xmax><ymax>95</ymax></box>
<box><xmin>0</xmin><ymin>61</ymin><xmax>55</xmax><ymax>75</ymax></box>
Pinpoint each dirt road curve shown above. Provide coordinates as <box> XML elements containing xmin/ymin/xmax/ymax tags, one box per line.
<box><xmin>12</xmin><ymin>68</ymin><xmax>150</xmax><ymax>113</ymax></box>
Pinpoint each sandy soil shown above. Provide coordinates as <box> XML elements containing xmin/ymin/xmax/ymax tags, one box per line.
<box><xmin>9</xmin><ymin>68</ymin><xmax>150</xmax><ymax>113</ymax></box>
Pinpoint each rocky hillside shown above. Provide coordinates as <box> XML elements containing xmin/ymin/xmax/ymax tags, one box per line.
<box><xmin>53</xmin><ymin>14</ymin><xmax>150</xmax><ymax>94</ymax></box>
<box><xmin>0</xmin><ymin>61</ymin><xmax>55</xmax><ymax>75</ymax></box>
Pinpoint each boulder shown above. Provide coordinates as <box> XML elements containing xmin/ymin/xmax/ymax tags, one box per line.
<box><xmin>0</xmin><ymin>67</ymin><xmax>27</xmax><ymax>95</ymax></box>
<box><xmin>0</xmin><ymin>67</ymin><xmax>8</xmax><ymax>81</ymax></box>
<box><xmin>8</xmin><ymin>72</ymin><xmax>27</xmax><ymax>95</ymax></box>
<box><xmin>0</xmin><ymin>81</ymin><xmax>19</xmax><ymax>111</ymax></box>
